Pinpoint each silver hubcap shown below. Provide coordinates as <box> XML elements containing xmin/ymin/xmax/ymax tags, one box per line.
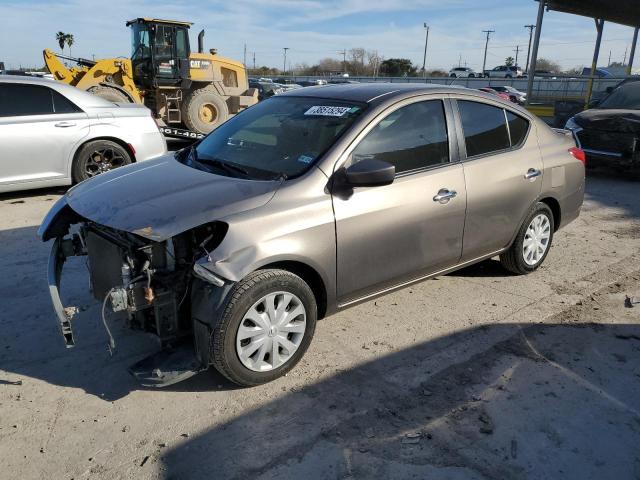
<box><xmin>236</xmin><ymin>292</ymin><xmax>306</xmax><ymax>372</ymax></box>
<box><xmin>523</xmin><ymin>213</ymin><xmax>551</xmax><ymax>266</ymax></box>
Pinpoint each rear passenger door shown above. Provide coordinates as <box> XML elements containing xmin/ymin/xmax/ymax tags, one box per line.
<box><xmin>0</xmin><ymin>83</ymin><xmax>89</xmax><ymax>187</ymax></box>
<box><xmin>453</xmin><ymin>98</ymin><xmax>542</xmax><ymax>261</ymax></box>
<box><xmin>333</xmin><ymin>98</ymin><xmax>467</xmax><ymax>304</ymax></box>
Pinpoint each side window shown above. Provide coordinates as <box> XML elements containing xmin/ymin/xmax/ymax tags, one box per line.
<box><xmin>0</xmin><ymin>84</ymin><xmax>54</xmax><ymax>117</ymax></box>
<box><xmin>176</xmin><ymin>29</ymin><xmax>188</xmax><ymax>58</ymax></box>
<box><xmin>52</xmin><ymin>90</ymin><xmax>81</xmax><ymax>114</ymax></box>
<box><xmin>351</xmin><ymin>100</ymin><xmax>449</xmax><ymax>174</ymax></box>
<box><xmin>458</xmin><ymin>100</ymin><xmax>510</xmax><ymax>157</ymax></box>
<box><xmin>506</xmin><ymin>111</ymin><xmax>529</xmax><ymax>146</ymax></box>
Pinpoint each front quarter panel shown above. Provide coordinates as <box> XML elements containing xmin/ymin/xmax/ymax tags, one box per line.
<box><xmin>202</xmin><ymin>169</ymin><xmax>337</xmax><ymax>313</ymax></box>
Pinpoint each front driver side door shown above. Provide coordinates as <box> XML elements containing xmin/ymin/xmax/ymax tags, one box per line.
<box><xmin>332</xmin><ymin>97</ymin><xmax>467</xmax><ymax>305</ymax></box>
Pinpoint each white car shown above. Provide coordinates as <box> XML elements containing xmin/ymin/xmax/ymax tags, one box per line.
<box><xmin>0</xmin><ymin>76</ymin><xmax>167</xmax><ymax>193</ymax></box>
<box><xmin>484</xmin><ymin>65</ymin><xmax>524</xmax><ymax>78</ymax></box>
<box><xmin>449</xmin><ymin>67</ymin><xmax>478</xmax><ymax>78</ymax></box>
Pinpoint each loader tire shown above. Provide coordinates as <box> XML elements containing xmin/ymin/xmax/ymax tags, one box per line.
<box><xmin>182</xmin><ymin>87</ymin><xmax>229</xmax><ymax>135</ymax></box>
<box><xmin>88</xmin><ymin>85</ymin><xmax>131</xmax><ymax>103</ymax></box>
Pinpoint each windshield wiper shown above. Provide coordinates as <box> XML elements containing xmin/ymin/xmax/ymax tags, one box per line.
<box><xmin>197</xmin><ymin>155</ymin><xmax>251</xmax><ymax>178</ymax></box>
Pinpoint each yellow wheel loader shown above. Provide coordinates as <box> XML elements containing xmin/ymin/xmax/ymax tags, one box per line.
<box><xmin>44</xmin><ymin>18</ymin><xmax>258</xmax><ymax>138</ymax></box>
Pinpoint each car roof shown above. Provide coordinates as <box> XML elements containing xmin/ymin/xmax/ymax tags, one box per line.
<box><xmin>280</xmin><ymin>82</ymin><xmax>474</xmax><ymax>104</ymax></box>
<box><xmin>0</xmin><ymin>74</ymin><xmax>116</xmax><ymax>108</ymax></box>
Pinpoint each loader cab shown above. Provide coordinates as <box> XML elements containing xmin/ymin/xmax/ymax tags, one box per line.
<box><xmin>128</xmin><ymin>18</ymin><xmax>191</xmax><ymax>89</ymax></box>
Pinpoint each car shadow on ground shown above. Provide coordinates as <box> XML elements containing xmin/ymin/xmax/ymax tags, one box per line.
<box><xmin>159</xmin><ymin>322</ymin><xmax>640</xmax><ymax>480</ymax></box>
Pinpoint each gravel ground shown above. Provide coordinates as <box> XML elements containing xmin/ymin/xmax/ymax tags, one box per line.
<box><xmin>0</xmin><ymin>170</ymin><xmax>639</xmax><ymax>480</ymax></box>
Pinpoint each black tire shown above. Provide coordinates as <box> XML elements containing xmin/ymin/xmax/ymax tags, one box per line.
<box><xmin>212</xmin><ymin>269</ymin><xmax>317</xmax><ymax>386</ymax></box>
<box><xmin>72</xmin><ymin>140</ymin><xmax>132</xmax><ymax>183</ymax></box>
<box><xmin>500</xmin><ymin>202</ymin><xmax>555</xmax><ymax>275</ymax></box>
<box><xmin>88</xmin><ymin>85</ymin><xmax>131</xmax><ymax>103</ymax></box>
<box><xmin>182</xmin><ymin>86</ymin><xmax>229</xmax><ymax>135</ymax></box>
<box><xmin>469</xmin><ymin>73</ymin><xmax>475</xmax><ymax>78</ymax></box>
<box><xmin>450</xmin><ymin>73</ymin><xmax>457</xmax><ymax>78</ymax></box>
<box><xmin>505</xmin><ymin>74</ymin><xmax>513</xmax><ymax>79</ymax></box>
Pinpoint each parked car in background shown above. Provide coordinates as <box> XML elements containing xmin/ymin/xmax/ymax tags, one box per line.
<box><xmin>40</xmin><ymin>83</ymin><xmax>584</xmax><ymax>387</ymax></box>
<box><xmin>565</xmin><ymin>79</ymin><xmax>640</xmax><ymax>171</ymax></box>
<box><xmin>0</xmin><ymin>76</ymin><xmax>166</xmax><ymax>193</ymax></box>
<box><xmin>449</xmin><ymin>67</ymin><xmax>478</xmax><ymax>78</ymax></box>
<box><xmin>491</xmin><ymin>86</ymin><xmax>526</xmax><ymax>105</ymax></box>
<box><xmin>478</xmin><ymin>87</ymin><xmax>511</xmax><ymax>101</ymax></box>
<box><xmin>249</xmin><ymin>80</ymin><xmax>284</xmax><ymax>101</ymax></box>
<box><xmin>484</xmin><ymin>65</ymin><xmax>524</xmax><ymax>78</ymax></box>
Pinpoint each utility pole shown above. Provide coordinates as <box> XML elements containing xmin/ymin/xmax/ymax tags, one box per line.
<box><xmin>421</xmin><ymin>23</ymin><xmax>430</xmax><ymax>77</ymax></box>
<box><xmin>524</xmin><ymin>24</ymin><xmax>535</xmax><ymax>73</ymax></box>
<box><xmin>253</xmin><ymin>52</ymin><xmax>256</xmax><ymax>71</ymax></box>
<box><xmin>481</xmin><ymin>30</ymin><xmax>494</xmax><ymax>74</ymax></box>
<box><xmin>458</xmin><ymin>53</ymin><xmax>462</xmax><ymax>67</ymax></box>
<box><xmin>283</xmin><ymin>47</ymin><xmax>289</xmax><ymax>75</ymax></box>
<box><xmin>338</xmin><ymin>49</ymin><xmax>347</xmax><ymax>74</ymax></box>
<box><xmin>608</xmin><ymin>50</ymin><xmax>612</xmax><ymax>66</ymax></box>
<box><xmin>623</xmin><ymin>46</ymin><xmax>628</xmax><ymax>65</ymax></box>
<box><xmin>243</xmin><ymin>43</ymin><xmax>247</xmax><ymax>66</ymax></box>
<box><xmin>513</xmin><ymin>45</ymin><xmax>520</xmax><ymax>66</ymax></box>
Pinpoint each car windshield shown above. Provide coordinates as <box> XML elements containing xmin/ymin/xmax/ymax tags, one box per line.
<box><xmin>598</xmin><ymin>82</ymin><xmax>640</xmax><ymax>110</ymax></box>
<box><xmin>181</xmin><ymin>97</ymin><xmax>366</xmax><ymax>179</ymax></box>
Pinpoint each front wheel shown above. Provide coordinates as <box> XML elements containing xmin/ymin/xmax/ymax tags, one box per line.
<box><xmin>500</xmin><ymin>203</ymin><xmax>554</xmax><ymax>275</ymax></box>
<box><xmin>212</xmin><ymin>269</ymin><xmax>317</xmax><ymax>386</ymax></box>
<box><xmin>72</xmin><ymin>140</ymin><xmax>132</xmax><ymax>183</ymax></box>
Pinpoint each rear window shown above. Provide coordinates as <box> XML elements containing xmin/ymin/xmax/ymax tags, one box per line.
<box><xmin>458</xmin><ymin>100</ymin><xmax>510</xmax><ymax>157</ymax></box>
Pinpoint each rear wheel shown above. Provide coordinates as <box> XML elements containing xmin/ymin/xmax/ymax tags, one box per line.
<box><xmin>468</xmin><ymin>73</ymin><xmax>475</xmax><ymax>78</ymax></box>
<box><xmin>72</xmin><ymin>140</ymin><xmax>132</xmax><ymax>183</ymax></box>
<box><xmin>212</xmin><ymin>269</ymin><xmax>317</xmax><ymax>386</ymax></box>
<box><xmin>500</xmin><ymin>202</ymin><xmax>554</xmax><ymax>275</ymax></box>
<box><xmin>182</xmin><ymin>87</ymin><xmax>229</xmax><ymax>135</ymax></box>
<box><xmin>450</xmin><ymin>73</ymin><xmax>457</xmax><ymax>78</ymax></box>
<box><xmin>87</xmin><ymin>85</ymin><xmax>131</xmax><ymax>103</ymax></box>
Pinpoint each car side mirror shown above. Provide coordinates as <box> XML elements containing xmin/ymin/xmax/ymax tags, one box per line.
<box><xmin>588</xmin><ymin>98</ymin><xmax>600</xmax><ymax>108</ymax></box>
<box><xmin>345</xmin><ymin>158</ymin><xmax>395</xmax><ymax>187</ymax></box>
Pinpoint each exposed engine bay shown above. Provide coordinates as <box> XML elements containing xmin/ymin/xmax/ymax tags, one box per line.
<box><xmin>48</xmin><ymin>217</ymin><xmax>230</xmax><ymax>386</ymax></box>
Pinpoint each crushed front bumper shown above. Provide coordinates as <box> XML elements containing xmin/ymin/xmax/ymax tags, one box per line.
<box><xmin>47</xmin><ymin>236</ymin><xmax>83</xmax><ymax>347</ymax></box>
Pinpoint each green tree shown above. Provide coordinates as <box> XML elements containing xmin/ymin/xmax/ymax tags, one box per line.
<box><xmin>65</xmin><ymin>34</ymin><xmax>74</xmax><ymax>58</ymax></box>
<box><xmin>505</xmin><ymin>56</ymin><xmax>515</xmax><ymax>67</ymax></box>
<box><xmin>380</xmin><ymin>58</ymin><xmax>417</xmax><ymax>77</ymax></box>
<box><xmin>56</xmin><ymin>32</ymin><xmax>67</xmax><ymax>54</ymax></box>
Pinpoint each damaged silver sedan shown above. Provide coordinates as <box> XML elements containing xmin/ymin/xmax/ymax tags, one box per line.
<box><xmin>39</xmin><ymin>84</ymin><xmax>585</xmax><ymax>387</ymax></box>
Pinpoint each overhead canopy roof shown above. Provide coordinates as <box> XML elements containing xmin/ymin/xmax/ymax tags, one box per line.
<box><xmin>545</xmin><ymin>0</ymin><xmax>640</xmax><ymax>28</ymax></box>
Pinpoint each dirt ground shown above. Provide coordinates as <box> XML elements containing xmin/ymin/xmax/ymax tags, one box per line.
<box><xmin>1</xmin><ymin>171</ymin><xmax>639</xmax><ymax>480</ymax></box>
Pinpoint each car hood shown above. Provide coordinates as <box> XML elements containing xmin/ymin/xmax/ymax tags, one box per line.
<box><xmin>574</xmin><ymin>108</ymin><xmax>640</xmax><ymax>134</ymax></box>
<box><xmin>64</xmin><ymin>154</ymin><xmax>282</xmax><ymax>241</ymax></box>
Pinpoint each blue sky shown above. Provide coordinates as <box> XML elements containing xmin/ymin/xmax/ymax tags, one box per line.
<box><xmin>1</xmin><ymin>0</ymin><xmax>637</xmax><ymax>71</ymax></box>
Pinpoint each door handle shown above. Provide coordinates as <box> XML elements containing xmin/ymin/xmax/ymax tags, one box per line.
<box><xmin>433</xmin><ymin>188</ymin><xmax>457</xmax><ymax>204</ymax></box>
<box><xmin>54</xmin><ymin>122</ymin><xmax>76</xmax><ymax>128</ymax></box>
<box><xmin>524</xmin><ymin>168</ymin><xmax>541</xmax><ymax>180</ymax></box>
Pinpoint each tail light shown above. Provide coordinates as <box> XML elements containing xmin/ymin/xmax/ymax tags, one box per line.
<box><xmin>568</xmin><ymin>147</ymin><xmax>586</xmax><ymax>165</ymax></box>
<box><xmin>127</xmin><ymin>143</ymin><xmax>136</xmax><ymax>156</ymax></box>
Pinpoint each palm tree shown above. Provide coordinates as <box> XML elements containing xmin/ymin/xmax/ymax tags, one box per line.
<box><xmin>65</xmin><ymin>34</ymin><xmax>74</xmax><ymax>58</ymax></box>
<box><xmin>56</xmin><ymin>32</ymin><xmax>67</xmax><ymax>54</ymax></box>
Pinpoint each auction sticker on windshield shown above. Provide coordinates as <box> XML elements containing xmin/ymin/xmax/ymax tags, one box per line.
<box><xmin>305</xmin><ymin>106</ymin><xmax>353</xmax><ymax>117</ymax></box>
